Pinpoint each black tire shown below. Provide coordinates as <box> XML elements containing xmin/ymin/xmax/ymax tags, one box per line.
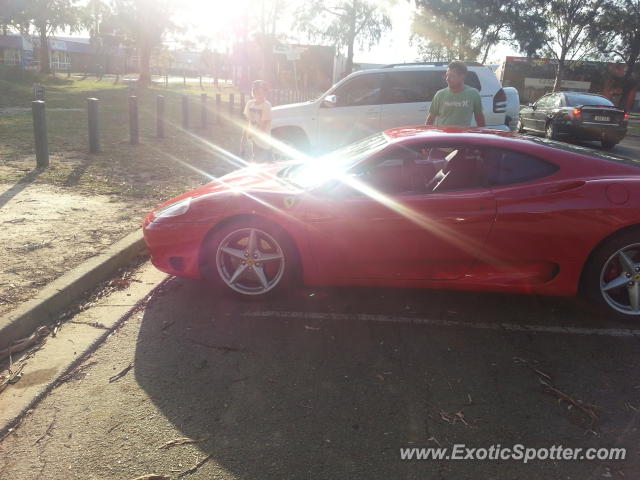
<box><xmin>545</xmin><ymin>121</ymin><xmax>557</xmax><ymax>140</ymax></box>
<box><xmin>582</xmin><ymin>228</ymin><xmax>640</xmax><ymax>321</ymax></box>
<box><xmin>601</xmin><ymin>139</ymin><xmax>617</xmax><ymax>150</ymax></box>
<box><xmin>201</xmin><ymin>217</ymin><xmax>300</xmax><ymax>299</ymax></box>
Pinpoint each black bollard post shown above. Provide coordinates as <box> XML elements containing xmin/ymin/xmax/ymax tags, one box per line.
<box><xmin>31</xmin><ymin>100</ymin><xmax>49</xmax><ymax>168</ymax></box>
<box><xmin>156</xmin><ymin>95</ymin><xmax>165</xmax><ymax>138</ymax></box>
<box><xmin>182</xmin><ymin>95</ymin><xmax>189</xmax><ymax>129</ymax></box>
<box><xmin>87</xmin><ymin>97</ymin><xmax>100</xmax><ymax>153</ymax></box>
<box><xmin>128</xmin><ymin>95</ymin><xmax>139</xmax><ymax>145</ymax></box>
<box><xmin>216</xmin><ymin>94</ymin><xmax>221</xmax><ymax>124</ymax></box>
<box><xmin>229</xmin><ymin>93</ymin><xmax>234</xmax><ymax>117</ymax></box>
<box><xmin>200</xmin><ymin>93</ymin><xmax>208</xmax><ymax>128</ymax></box>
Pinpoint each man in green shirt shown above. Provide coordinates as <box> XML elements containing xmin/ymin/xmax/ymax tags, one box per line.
<box><xmin>426</xmin><ymin>61</ymin><xmax>486</xmax><ymax>127</ymax></box>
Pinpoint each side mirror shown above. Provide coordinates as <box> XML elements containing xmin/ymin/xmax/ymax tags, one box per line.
<box><xmin>322</xmin><ymin>94</ymin><xmax>337</xmax><ymax>108</ymax></box>
<box><xmin>528</xmin><ymin>103</ymin><xmax>536</xmax><ymax>110</ymax></box>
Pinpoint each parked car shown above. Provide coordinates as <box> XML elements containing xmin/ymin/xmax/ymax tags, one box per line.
<box><xmin>518</xmin><ymin>91</ymin><xmax>628</xmax><ymax>149</ymax></box>
<box><xmin>144</xmin><ymin>126</ymin><xmax>640</xmax><ymax>319</ymax></box>
<box><xmin>271</xmin><ymin>62</ymin><xmax>513</xmax><ymax>153</ymax></box>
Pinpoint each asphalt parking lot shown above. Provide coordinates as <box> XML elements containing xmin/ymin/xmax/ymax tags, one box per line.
<box><xmin>2</xmin><ymin>266</ymin><xmax>640</xmax><ymax>480</ymax></box>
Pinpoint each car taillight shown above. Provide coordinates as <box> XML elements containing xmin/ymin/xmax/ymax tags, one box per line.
<box><xmin>572</xmin><ymin>108</ymin><xmax>582</xmax><ymax>120</ymax></box>
<box><xmin>624</xmin><ymin>113</ymin><xmax>629</xmax><ymax>120</ymax></box>
<box><xmin>493</xmin><ymin>88</ymin><xmax>507</xmax><ymax>113</ymax></box>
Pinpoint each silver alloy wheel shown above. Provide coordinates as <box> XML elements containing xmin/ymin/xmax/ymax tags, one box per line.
<box><xmin>545</xmin><ymin>122</ymin><xmax>555</xmax><ymax>139</ymax></box>
<box><xmin>215</xmin><ymin>227</ymin><xmax>285</xmax><ymax>295</ymax></box>
<box><xmin>599</xmin><ymin>243</ymin><xmax>640</xmax><ymax>315</ymax></box>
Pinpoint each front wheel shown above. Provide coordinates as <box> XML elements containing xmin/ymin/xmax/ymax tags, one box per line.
<box><xmin>545</xmin><ymin>121</ymin><xmax>557</xmax><ymax>140</ymax></box>
<box><xmin>582</xmin><ymin>229</ymin><xmax>640</xmax><ymax>320</ymax></box>
<box><xmin>202</xmin><ymin>219</ymin><xmax>298</xmax><ymax>297</ymax></box>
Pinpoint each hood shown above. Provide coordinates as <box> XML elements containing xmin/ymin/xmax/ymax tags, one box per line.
<box><xmin>153</xmin><ymin>162</ymin><xmax>301</xmax><ymax>211</ymax></box>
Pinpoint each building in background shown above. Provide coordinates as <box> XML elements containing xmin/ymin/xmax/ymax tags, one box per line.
<box><xmin>0</xmin><ymin>34</ymin><xmax>130</xmax><ymax>74</ymax></box>
<box><xmin>496</xmin><ymin>56</ymin><xmax>640</xmax><ymax>111</ymax></box>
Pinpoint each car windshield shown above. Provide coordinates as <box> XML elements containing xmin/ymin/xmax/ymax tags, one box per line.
<box><xmin>527</xmin><ymin>137</ymin><xmax>640</xmax><ymax>168</ymax></box>
<box><xmin>281</xmin><ymin>133</ymin><xmax>389</xmax><ymax>189</ymax></box>
<box><xmin>565</xmin><ymin>93</ymin><xmax>614</xmax><ymax>107</ymax></box>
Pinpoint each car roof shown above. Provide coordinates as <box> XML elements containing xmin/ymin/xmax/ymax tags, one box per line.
<box><xmin>348</xmin><ymin>64</ymin><xmax>491</xmax><ymax>76</ymax></box>
<box><xmin>382</xmin><ymin>126</ymin><xmax>640</xmax><ymax>172</ymax></box>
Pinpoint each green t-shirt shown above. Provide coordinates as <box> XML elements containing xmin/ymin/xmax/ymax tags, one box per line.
<box><xmin>429</xmin><ymin>86</ymin><xmax>483</xmax><ymax>126</ymax></box>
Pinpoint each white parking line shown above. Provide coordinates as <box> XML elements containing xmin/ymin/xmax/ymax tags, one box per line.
<box><xmin>242</xmin><ymin>311</ymin><xmax>640</xmax><ymax>338</ymax></box>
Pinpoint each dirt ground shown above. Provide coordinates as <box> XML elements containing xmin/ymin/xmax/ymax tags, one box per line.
<box><xmin>0</xmin><ymin>182</ymin><xmax>153</xmax><ymax>316</ymax></box>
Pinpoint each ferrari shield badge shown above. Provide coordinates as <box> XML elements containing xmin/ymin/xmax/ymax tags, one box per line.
<box><xmin>284</xmin><ymin>196</ymin><xmax>298</xmax><ymax>209</ymax></box>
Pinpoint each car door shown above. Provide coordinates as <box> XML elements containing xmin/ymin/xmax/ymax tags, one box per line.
<box><xmin>304</xmin><ymin>142</ymin><xmax>497</xmax><ymax>281</ymax></box>
<box><xmin>481</xmin><ymin>146</ymin><xmax>565</xmax><ymax>284</ymax></box>
<box><xmin>316</xmin><ymin>73</ymin><xmax>384</xmax><ymax>152</ymax></box>
<box><xmin>379</xmin><ymin>70</ymin><xmax>445</xmax><ymax>130</ymax></box>
<box><xmin>532</xmin><ymin>94</ymin><xmax>552</xmax><ymax>131</ymax></box>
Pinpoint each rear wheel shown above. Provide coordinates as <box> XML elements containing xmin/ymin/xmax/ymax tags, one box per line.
<box><xmin>583</xmin><ymin>229</ymin><xmax>640</xmax><ymax>320</ymax></box>
<box><xmin>202</xmin><ymin>218</ymin><xmax>298</xmax><ymax>297</ymax></box>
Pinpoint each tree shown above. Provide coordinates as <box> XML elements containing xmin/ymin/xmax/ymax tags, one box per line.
<box><xmin>80</xmin><ymin>0</ymin><xmax>117</xmax><ymax>79</ymax></box>
<box><xmin>412</xmin><ymin>0</ymin><xmax>545</xmax><ymax>64</ymax></box>
<box><xmin>536</xmin><ymin>0</ymin><xmax>604</xmax><ymax>91</ymax></box>
<box><xmin>591</xmin><ymin>0</ymin><xmax>640</xmax><ymax>108</ymax></box>
<box><xmin>113</xmin><ymin>0</ymin><xmax>175</xmax><ymax>85</ymax></box>
<box><xmin>294</xmin><ymin>0</ymin><xmax>391</xmax><ymax>76</ymax></box>
<box><xmin>20</xmin><ymin>0</ymin><xmax>79</xmax><ymax>74</ymax></box>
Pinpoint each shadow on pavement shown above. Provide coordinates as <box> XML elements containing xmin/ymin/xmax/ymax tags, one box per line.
<box><xmin>134</xmin><ymin>278</ymin><xmax>640</xmax><ymax>479</ymax></box>
<box><xmin>0</xmin><ymin>168</ymin><xmax>43</xmax><ymax>210</ymax></box>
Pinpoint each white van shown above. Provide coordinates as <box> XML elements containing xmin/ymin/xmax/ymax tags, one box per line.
<box><xmin>271</xmin><ymin>62</ymin><xmax>511</xmax><ymax>153</ymax></box>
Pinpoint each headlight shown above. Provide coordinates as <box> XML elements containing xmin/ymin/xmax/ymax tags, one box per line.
<box><xmin>155</xmin><ymin>197</ymin><xmax>192</xmax><ymax>218</ymax></box>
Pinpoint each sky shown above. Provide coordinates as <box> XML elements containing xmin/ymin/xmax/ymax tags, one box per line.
<box><xmin>172</xmin><ymin>0</ymin><xmax>521</xmax><ymax>65</ymax></box>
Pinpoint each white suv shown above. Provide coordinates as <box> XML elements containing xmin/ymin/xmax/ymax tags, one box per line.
<box><xmin>271</xmin><ymin>62</ymin><xmax>511</xmax><ymax>153</ymax></box>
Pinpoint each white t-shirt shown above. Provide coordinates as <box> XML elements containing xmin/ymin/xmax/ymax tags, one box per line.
<box><xmin>243</xmin><ymin>99</ymin><xmax>272</xmax><ymax>149</ymax></box>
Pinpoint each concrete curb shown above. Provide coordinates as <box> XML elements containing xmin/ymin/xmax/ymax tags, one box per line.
<box><xmin>0</xmin><ymin>229</ymin><xmax>147</xmax><ymax>352</ymax></box>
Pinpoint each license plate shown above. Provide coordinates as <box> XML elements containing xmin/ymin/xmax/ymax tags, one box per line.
<box><xmin>594</xmin><ymin>115</ymin><xmax>610</xmax><ymax>122</ymax></box>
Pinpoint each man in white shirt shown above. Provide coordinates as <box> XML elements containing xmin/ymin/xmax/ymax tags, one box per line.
<box><xmin>241</xmin><ymin>80</ymin><xmax>273</xmax><ymax>162</ymax></box>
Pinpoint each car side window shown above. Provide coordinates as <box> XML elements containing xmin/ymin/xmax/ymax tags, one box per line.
<box><xmin>485</xmin><ymin>148</ymin><xmax>559</xmax><ymax>187</ymax></box>
<box><xmin>464</xmin><ymin>72</ymin><xmax>481</xmax><ymax>91</ymax></box>
<box><xmin>535</xmin><ymin>96</ymin><xmax>549</xmax><ymax>108</ymax></box>
<box><xmin>382</xmin><ymin>71</ymin><xmax>446</xmax><ymax>104</ymax></box>
<box><xmin>334</xmin><ymin>74</ymin><xmax>384</xmax><ymax>107</ymax></box>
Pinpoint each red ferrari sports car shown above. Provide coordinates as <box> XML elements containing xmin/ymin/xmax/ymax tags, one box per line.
<box><xmin>143</xmin><ymin>127</ymin><xmax>640</xmax><ymax>319</ymax></box>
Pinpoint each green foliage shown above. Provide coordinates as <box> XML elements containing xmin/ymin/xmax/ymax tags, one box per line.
<box><xmin>412</xmin><ymin>0</ymin><xmax>546</xmax><ymax>63</ymax></box>
<box><xmin>591</xmin><ymin>0</ymin><xmax>640</xmax><ymax>107</ymax></box>
<box><xmin>294</xmin><ymin>0</ymin><xmax>391</xmax><ymax>74</ymax></box>
<box><xmin>112</xmin><ymin>0</ymin><xmax>177</xmax><ymax>84</ymax></box>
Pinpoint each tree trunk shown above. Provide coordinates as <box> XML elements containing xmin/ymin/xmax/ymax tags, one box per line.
<box><xmin>619</xmin><ymin>37</ymin><xmax>640</xmax><ymax>110</ymax></box>
<box><xmin>345</xmin><ymin>0</ymin><xmax>357</xmax><ymax>76</ymax></box>
<box><xmin>38</xmin><ymin>24</ymin><xmax>51</xmax><ymax>74</ymax></box>
<box><xmin>138</xmin><ymin>42</ymin><xmax>152</xmax><ymax>85</ymax></box>
<box><xmin>481</xmin><ymin>43</ymin><xmax>491</xmax><ymax>65</ymax></box>
<box><xmin>553</xmin><ymin>55</ymin><xmax>565</xmax><ymax>92</ymax></box>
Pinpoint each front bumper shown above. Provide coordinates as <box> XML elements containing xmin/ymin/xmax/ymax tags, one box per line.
<box><xmin>143</xmin><ymin>218</ymin><xmax>213</xmax><ymax>279</ymax></box>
